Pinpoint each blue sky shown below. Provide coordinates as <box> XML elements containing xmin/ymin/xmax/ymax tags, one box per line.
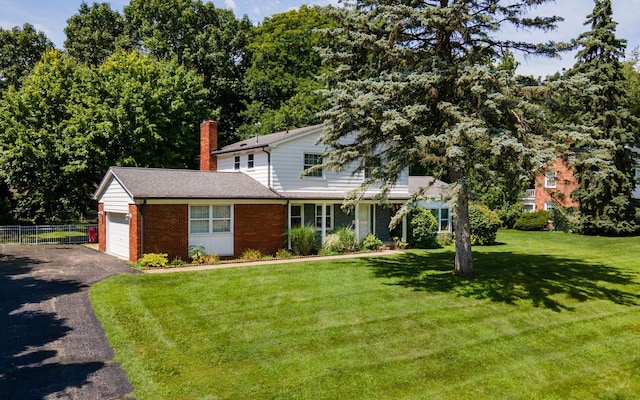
<box><xmin>1</xmin><ymin>0</ymin><xmax>639</xmax><ymax>77</ymax></box>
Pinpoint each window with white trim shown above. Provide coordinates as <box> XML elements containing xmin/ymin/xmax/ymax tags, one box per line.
<box><xmin>315</xmin><ymin>205</ymin><xmax>333</xmax><ymax>229</ymax></box>
<box><xmin>544</xmin><ymin>202</ymin><xmax>555</xmax><ymax>211</ymax></box>
<box><xmin>304</xmin><ymin>153</ymin><xmax>323</xmax><ymax>178</ymax></box>
<box><xmin>234</xmin><ymin>156</ymin><xmax>240</xmax><ymax>170</ymax></box>
<box><xmin>190</xmin><ymin>205</ymin><xmax>232</xmax><ymax>234</ymax></box>
<box><xmin>247</xmin><ymin>153</ymin><xmax>254</xmax><ymax>169</ymax></box>
<box><xmin>635</xmin><ymin>167</ymin><xmax>640</xmax><ymax>184</ymax></box>
<box><xmin>544</xmin><ymin>170</ymin><xmax>557</xmax><ymax>188</ymax></box>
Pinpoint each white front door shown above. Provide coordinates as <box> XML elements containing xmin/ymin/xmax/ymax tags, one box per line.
<box><xmin>358</xmin><ymin>204</ymin><xmax>370</xmax><ymax>241</ymax></box>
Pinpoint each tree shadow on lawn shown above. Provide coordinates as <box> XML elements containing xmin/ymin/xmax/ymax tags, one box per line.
<box><xmin>366</xmin><ymin>250</ymin><xmax>640</xmax><ymax>312</ymax></box>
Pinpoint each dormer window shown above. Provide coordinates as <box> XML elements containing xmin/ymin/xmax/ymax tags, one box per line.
<box><xmin>303</xmin><ymin>153</ymin><xmax>323</xmax><ymax>178</ymax></box>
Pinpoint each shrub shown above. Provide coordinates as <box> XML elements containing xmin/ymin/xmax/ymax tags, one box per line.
<box><xmin>550</xmin><ymin>207</ymin><xmax>578</xmax><ymax>233</ymax></box>
<box><xmin>362</xmin><ymin>233</ymin><xmax>384</xmax><ymax>251</ymax></box>
<box><xmin>324</xmin><ymin>226</ymin><xmax>359</xmax><ymax>253</ymax></box>
<box><xmin>514</xmin><ymin>210</ymin><xmax>551</xmax><ymax>231</ymax></box>
<box><xmin>241</xmin><ymin>248</ymin><xmax>262</xmax><ymax>261</ymax></box>
<box><xmin>275</xmin><ymin>248</ymin><xmax>293</xmax><ymax>259</ymax></box>
<box><xmin>288</xmin><ymin>225</ymin><xmax>318</xmax><ymax>256</ymax></box>
<box><xmin>393</xmin><ymin>236</ymin><xmax>408</xmax><ymax>249</ymax></box>
<box><xmin>138</xmin><ymin>253</ymin><xmax>169</xmax><ymax>268</ymax></box>
<box><xmin>469</xmin><ymin>204</ymin><xmax>502</xmax><ymax>245</ymax></box>
<box><xmin>438</xmin><ymin>232</ymin><xmax>454</xmax><ymax>246</ymax></box>
<box><xmin>203</xmin><ymin>254</ymin><xmax>219</xmax><ymax>265</ymax></box>
<box><xmin>497</xmin><ymin>203</ymin><xmax>523</xmax><ymax>229</ymax></box>
<box><xmin>409</xmin><ymin>207</ymin><xmax>439</xmax><ymax>248</ymax></box>
<box><xmin>188</xmin><ymin>244</ymin><xmax>207</xmax><ymax>264</ymax></box>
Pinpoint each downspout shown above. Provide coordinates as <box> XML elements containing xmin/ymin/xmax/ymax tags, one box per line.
<box><xmin>261</xmin><ymin>147</ymin><xmax>272</xmax><ymax>189</ymax></box>
<box><xmin>140</xmin><ymin>199</ymin><xmax>146</xmax><ymax>256</ymax></box>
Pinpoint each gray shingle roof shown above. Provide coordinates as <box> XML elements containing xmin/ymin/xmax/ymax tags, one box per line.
<box><xmin>213</xmin><ymin>124</ymin><xmax>324</xmax><ymax>154</ymax></box>
<box><xmin>408</xmin><ymin>176</ymin><xmax>449</xmax><ymax>199</ymax></box>
<box><xmin>101</xmin><ymin>167</ymin><xmax>281</xmax><ymax>199</ymax></box>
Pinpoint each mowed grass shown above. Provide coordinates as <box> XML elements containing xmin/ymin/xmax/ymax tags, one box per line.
<box><xmin>90</xmin><ymin>230</ymin><xmax>640</xmax><ymax>399</ymax></box>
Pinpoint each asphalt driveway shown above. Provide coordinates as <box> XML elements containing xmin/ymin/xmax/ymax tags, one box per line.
<box><xmin>0</xmin><ymin>245</ymin><xmax>138</xmax><ymax>399</ymax></box>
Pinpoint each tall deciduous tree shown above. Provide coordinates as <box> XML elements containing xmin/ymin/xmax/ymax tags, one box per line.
<box><xmin>123</xmin><ymin>0</ymin><xmax>252</xmax><ymax>143</ymax></box>
<box><xmin>0</xmin><ymin>50</ymin><xmax>208</xmax><ymax>222</ymax></box>
<box><xmin>0</xmin><ymin>23</ymin><xmax>53</xmax><ymax>92</ymax></box>
<box><xmin>64</xmin><ymin>1</ymin><xmax>126</xmax><ymax>66</ymax></box>
<box><xmin>239</xmin><ymin>5</ymin><xmax>336</xmax><ymax>138</ymax></box>
<box><xmin>319</xmin><ymin>1</ymin><xmax>567</xmax><ymax>278</ymax></box>
<box><xmin>563</xmin><ymin>0</ymin><xmax>639</xmax><ymax>235</ymax></box>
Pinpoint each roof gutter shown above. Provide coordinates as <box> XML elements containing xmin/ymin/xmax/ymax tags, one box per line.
<box><xmin>211</xmin><ymin>144</ymin><xmax>269</xmax><ymax>157</ymax></box>
<box><xmin>262</xmin><ymin>147</ymin><xmax>272</xmax><ymax>189</ymax></box>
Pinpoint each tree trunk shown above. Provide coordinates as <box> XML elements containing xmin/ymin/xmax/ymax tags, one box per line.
<box><xmin>454</xmin><ymin>187</ymin><xmax>473</xmax><ymax>278</ymax></box>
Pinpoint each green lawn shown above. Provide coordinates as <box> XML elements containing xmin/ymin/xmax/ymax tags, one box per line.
<box><xmin>90</xmin><ymin>230</ymin><xmax>640</xmax><ymax>399</ymax></box>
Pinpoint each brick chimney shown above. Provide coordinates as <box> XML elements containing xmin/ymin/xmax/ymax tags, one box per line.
<box><xmin>200</xmin><ymin>120</ymin><xmax>218</xmax><ymax>171</ymax></box>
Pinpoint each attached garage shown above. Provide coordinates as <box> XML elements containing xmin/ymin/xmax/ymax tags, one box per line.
<box><xmin>106</xmin><ymin>212</ymin><xmax>129</xmax><ymax>259</ymax></box>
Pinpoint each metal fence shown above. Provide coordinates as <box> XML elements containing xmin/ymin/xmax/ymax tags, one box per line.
<box><xmin>0</xmin><ymin>224</ymin><xmax>98</xmax><ymax>245</ymax></box>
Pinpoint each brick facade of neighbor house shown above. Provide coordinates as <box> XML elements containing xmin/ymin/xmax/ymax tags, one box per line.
<box><xmin>234</xmin><ymin>204</ymin><xmax>286</xmax><ymax>256</ymax></box>
<box><xmin>535</xmin><ymin>157</ymin><xmax>578</xmax><ymax>211</ymax></box>
<box><xmin>98</xmin><ymin>203</ymin><xmax>106</xmax><ymax>252</ymax></box>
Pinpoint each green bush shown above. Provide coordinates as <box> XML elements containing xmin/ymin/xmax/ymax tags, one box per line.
<box><xmin>469</xmin><ymin>204</ymin><xmax>502</xmax><ymax>245</ymax></box>
<box><xmin>409</xmin><ymin>207</ymin><xmax>439</xmax><ymax>248</ymax></box>
<box><xmin>275</xmin><ymin>248</ymin><xmax>293</xmax><ymax>259</ymax></box>
<box><xmin>324</xmin><ymin>227</ymin><xmax>359</xmax><ymax>253</ymax></box>
<box><xmin>288</xmin><ymin>225</ymin><xmax>318</xmax><ymax>256</ymax></box>
<box><xmin>362</xmin><ymin>233</ymin><xmax>384</xmax><ymax>251</ymax></box>
<box><xmin>438</xmin><ymin>232</ymin><xmax>454</xmax><ymax>246</ymax></box>
<box><xmin>241</xmin><ymin>248</ymin><xmax>262</xmax><ymax>261</ymax></box>
<box><xmin>138</xmin><ymin>253</ymin><xmax>169</xmax><ymax>268</ymax></box>
<box><xmin>188</xmin><ymin>244</ymin><xmax>207</xmax><ymax>264</ymax></box>
<box><xmin>550</xmin><ymin>207</ymin><xmax>579</xmax><ymax>233</ymax></box>
<box><xmin>497</xmin><ymin>203</ymin><xmax>523</xmax><ymax>229</ymax></box>
<box><xmin>514</xmin><ymin>210</ymin><xmax>551</xmax><ymax>231</ymax></box>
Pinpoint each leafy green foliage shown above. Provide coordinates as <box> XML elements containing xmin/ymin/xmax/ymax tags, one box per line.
<box><xmin>288</xmin><ymin>225</ymin><xmax>318</xmax><ymax>256</ymax></box>
<box><xmin>188</xmin><ymin>244</ymin><xmax>207</xmax><ymax>264</ymax></box>
<box><xmin>318</xmin><ymin>1</ymin><xmax>566</xmax><ymax>277</ymax></box>
<box><xmin>514</xmin><ymin>211</ymin><xmax>551</xmax><ymax>231</ymax></box>
<box><xmin>468</xmin><ymin>204</ymin><xmax>501</xmax><ymax>245</ymax></box>
<box><xmin>362</xmin><ymin>233</ymin><xmax>384</xmax><ymax>251</ymax></box>
<box><xmin>239</xmin><ymin>5</ymin><xmax>335</xmax><ymax>137</ymax></box>
<box><xmin>409</xmin><ymin>207</ymin><xmax>438</xmax><ymax>249</ymax></box>
<box><xmin>0</xmin><ymin>50</ymin><xmax>208</xmax><ymax>222</ymax></box>
<box><xmin>0</xmin><ymin>23</ymin><xmax>53</xmax><ymax>92</ymax></box>
<box><xmin>64</xmin><ymin>2</ymin><xmax>126</xmax><ymax>66</ymax></box>
<box><xmin>324</xmin><ymin>226</ymin><xmax>359</xmax><ymax>253</ymax></box>
<box><xmin>123</xmin><ymin>0</ymin><xmax>252</xmax><ymax>142</ymax></box>
<box><xmin>138</xmin><ymin>253</ymin><xmax>169</xmax><ymax>268</ymax></box>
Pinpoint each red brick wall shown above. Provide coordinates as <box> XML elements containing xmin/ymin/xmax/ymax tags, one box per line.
<box><xmin>234</xmin><ymin>204</ymin><xmax>285</xmax><ymax>256</ymax></box>
<box><xmin>535</xmin><ymin>157</ymin><xmax>578</xmax><ymax>211</ymax></box>
<box><xmin>129</xmin><ymin>204</ymin><xmax>141</xmax><ymax>262</ymax></box>
<box><xmin>141</xmin><ymin>204</ymin><xmax>189</xmax><ymax>262</ymax></box>
<box><xmin>98</xmin><ymin>203</ymin><xmax>106</xmax><ymax>252</ymax></box>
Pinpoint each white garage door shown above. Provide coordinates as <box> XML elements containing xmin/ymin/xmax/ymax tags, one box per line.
<box><xmin>107</xmin><ymin>212</ymin><xmax>130</xmax><ymax>259</ymax></box>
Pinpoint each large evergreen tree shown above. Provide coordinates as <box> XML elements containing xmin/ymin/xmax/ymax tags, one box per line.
<box><xmin>565</xmin><ymin>0</ymin><xmax>639</xmax><ymax>235</ymax></box>
<box><xmin>319</xmin><ymin>1</ymin><xmax>567</xmax><ymax>278</ymax></box>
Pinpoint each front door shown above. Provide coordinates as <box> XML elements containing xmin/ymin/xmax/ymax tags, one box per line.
<box><xmin>358</xmin><ymin>204</ymin><xmax>370</xmax><ymax>241</ymax></box>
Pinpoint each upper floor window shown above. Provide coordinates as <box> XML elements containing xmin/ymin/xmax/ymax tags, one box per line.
<box><xmin>635</xmin><ymin>167</ymin><xmax>640</xmax><ymax>184</ymax></box>
<box><xmin>234</xmin><ymin>156</ymin><xmax>240</xmax><ymax>170</ymax></box>
<box><xmin>247</xmin><ymin>153</ymin><xmax>255</xmax><ymax>169</ymax></box>
<box><xmin>544</xmin><ymin>170</ymin><xmax>557</xmax><ymax>188</ymax></box>
<box><xmin>544</xmin><ymin>202</ymin><xmax>555</xmax><ymax>211</ymax></box>
<box><xmin>190</xmin><ymin>205</ymin><xmax>232</xmax><ymax>234</ymax></box>
<box><xmin>303</xmin><ymin>153</ymin><xmax>323</xmax><ymax>178</ymax></box>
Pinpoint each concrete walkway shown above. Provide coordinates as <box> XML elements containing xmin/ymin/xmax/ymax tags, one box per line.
<box><xmin>144</xmin><ymin>249</ymin><xmax>402</xmax><ymax>274</ymax></box>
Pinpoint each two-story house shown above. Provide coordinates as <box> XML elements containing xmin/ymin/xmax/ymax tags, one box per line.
<box><xmin>93</xmin><ymin>121</ymin><xmax>450</xmax><ymax>261</ymax></box>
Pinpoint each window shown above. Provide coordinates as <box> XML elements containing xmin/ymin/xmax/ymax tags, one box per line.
<box><xmin>303</xmin><ymin>153</ymin><xmax>323</xmax><ymax>178</ymax></box>
<box><xmin>290</xmin><ymin>205</ymin><xmax>302</xmax><ymax>227</ymax></box>
<box><xmin>190</xmin><ymin>205</ymin><xmax>231</xmax><ymax>234</ymax></box>
<box><xmin>544</xmin><ymin>202</ymin><xmax>555</xmax><ymax>211</ymax></box>
<box><xmin>635</xmin><ymin>167</ymin><xmax>640</xmax><ymax>184</ymax></box>
<box><xmin>364</xmin><ymin>157</ymin><xmax>381</xmax><ymax>179</ymax></box>
<box><xmin>315</xmin><ymin>204</ymin><xmax>333</xmax><ymax>229</ymax></box>
<box><xmin>247</xmin><ymin>153</ymin><xmax>254</xmax><ymax>169</ymax></box>
<box><xmin>439</xmin><ymin>208</ymin><xmax>450</xmax><ymax>232</ymax></box>
<box><xmin>234</xmin><ymin>156</ymin><xmax>240</xmax><ymax>170</ymax></box>
<box><xmin>544</xmin><ymin>170</ymin><xmax>557</xmax><ymax>188</ymax></box>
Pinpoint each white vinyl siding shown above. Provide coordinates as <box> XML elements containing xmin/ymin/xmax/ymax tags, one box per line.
<box><xmin>98</xmin><ymin>177</ymin><xmax>134</xmax><ymax>213</ymax></box>
<box><xmin>217</xmin><ymin>152</ymin><xmax>270</xmax><ymax>187</ymax></box>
